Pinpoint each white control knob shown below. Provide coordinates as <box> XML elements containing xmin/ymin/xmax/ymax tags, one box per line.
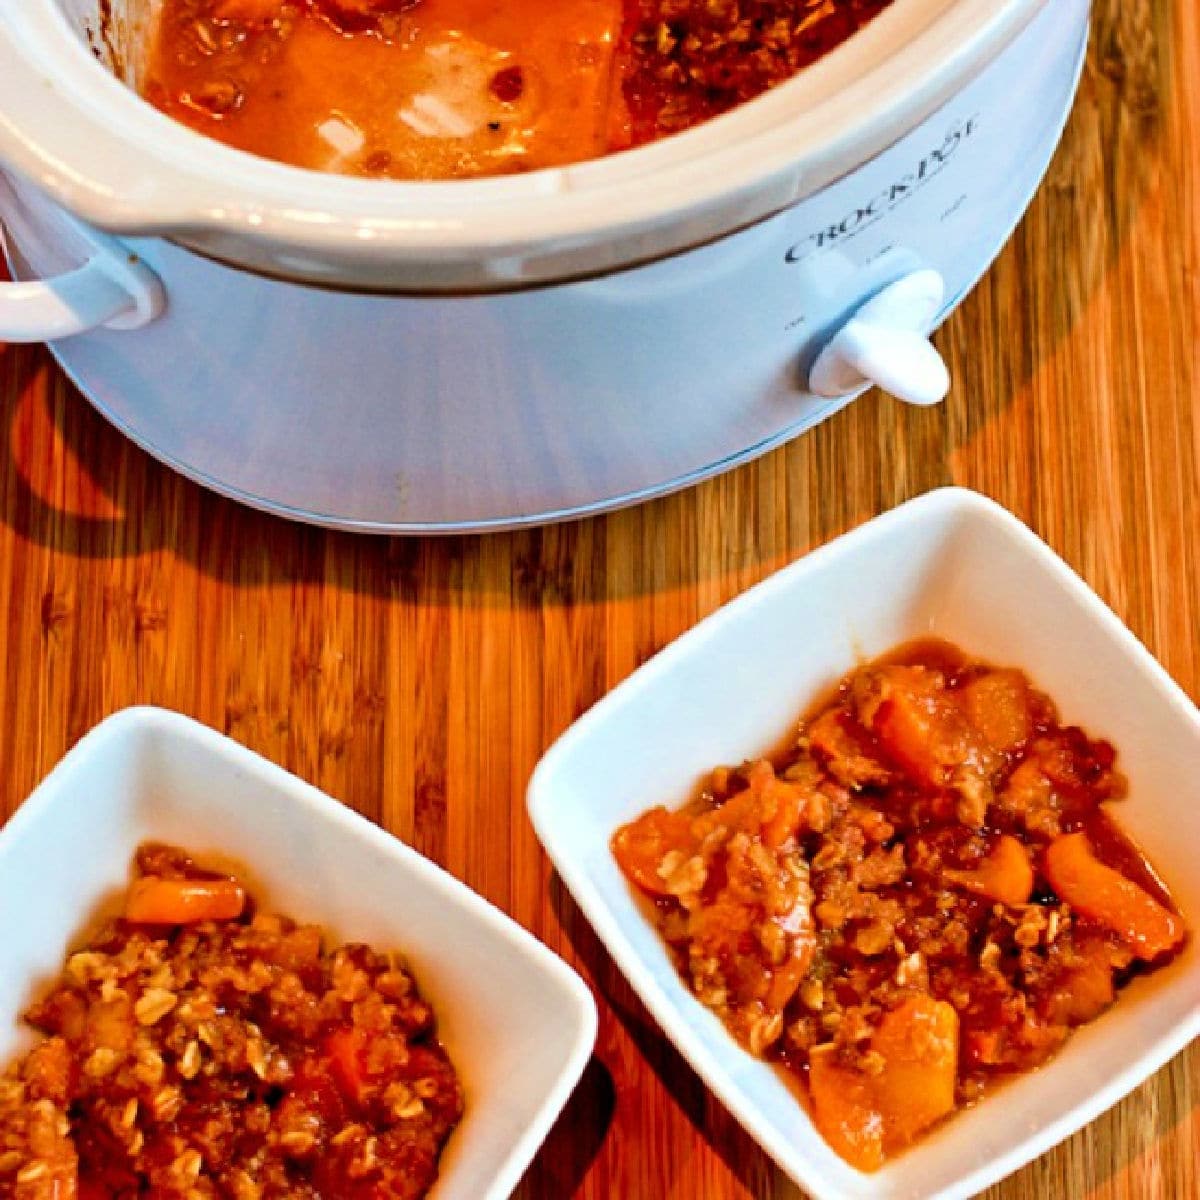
<box><xmin>809</xmin><ymin>269</ymin><xmax>950</xmax><ymax>407</ymax></box>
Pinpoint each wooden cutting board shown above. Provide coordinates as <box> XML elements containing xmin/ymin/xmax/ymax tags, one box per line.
<box><xmin>0</xmin><ymin>0</ymin><xmax>1195</xmax><ymax>1195</ymax></box>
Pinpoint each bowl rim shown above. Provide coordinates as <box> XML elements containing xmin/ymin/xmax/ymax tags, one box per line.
<box><xmin>0</xmin><ymin>705</ymin><xmax>599</xmax><ymax>1200</ymax></box>
<box><xmin>0</xmin><ymin>0</ymin><xmax>1044</xmax><ymax>285</ymax></box>
<box><xmin>526</xmin><ymin>485</ymin><xmax>1200</xmax><ymax>1200</ymax></box>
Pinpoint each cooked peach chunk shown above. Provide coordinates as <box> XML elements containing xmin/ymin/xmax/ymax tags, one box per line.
<box><xmin>809</xmin><ymin>996</ymin><xmax>958</xmax><ymax>1170</ymax></box>
<box><xmin>1044</xmin><ymin>831</ymin><xmax>1184</xmax><ymax>959</ymax></box>
<box><xmin>610</xmin><ymin>806</ymin><xmax>695</xmax><ymax>896</ymax></box>
<box><xmin>874</xmin><ymin>695</ymin><xmax>944</xmax><ymax>786</ymax></box>
<box><xmin>124</xmin><ymin>876</ymin><xmax>246</xmax><ymax>924</ymax></box>
<box><xmin>944</xmin><ymin>834</ymin><xmax>1034</xmax><ymax>906</ymax></box>
<box><xmin>808</xmin><ymin>1045</ymin><xmax>885</xmax><ymax>1172</ymax></box>
<box><xmin>960</xmin><ymin>669</ymin><xmax>1033</xmax><ymax>753</ymax></box>
<box><xmin>871</xmin><ymin>996</ymin><xmax>958</xmax><ymax>1150</ymax></box>
<box><xmin>861</xmin><ymin>667</ymin><xmax>970</xmax><ymax>788</ymax></box>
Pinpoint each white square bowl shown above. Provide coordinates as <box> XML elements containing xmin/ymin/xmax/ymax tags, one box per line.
<box><xmin>527</xmin><ymin>486</ymin><xmax>1200</xmax><ymax>1200</ymax></box>
<box><xmin>0</xmin><ymin>708</ymin><xmax>597</xmax><ymax>1200</ymax></box>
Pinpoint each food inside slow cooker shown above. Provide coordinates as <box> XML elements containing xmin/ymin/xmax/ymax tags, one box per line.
<box><xmin>611</xmin><ymin>640</ymin><xmax>1188</xmax><ymax>1170</ymax></box>
<box><xmin>140</xmin><ymin>0</ymin><xmax>894</xmax><ymax>178</ymax></box>
<box><xmin>0</xmin><ymin>843</ymin><xmax>464</xmax><ymax>1198</ymax></box>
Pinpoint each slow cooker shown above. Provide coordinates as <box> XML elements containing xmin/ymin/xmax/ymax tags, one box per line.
<box><xmin>0</xmin><ymin>0</ymin><xmax>1089</xmax><ymax>532</ymax></box>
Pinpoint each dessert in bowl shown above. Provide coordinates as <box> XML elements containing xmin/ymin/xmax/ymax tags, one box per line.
<box><xmin>529</xmin><ymin>488</ymin><xmax>1200</xmax><ymax>1200</ymax></box>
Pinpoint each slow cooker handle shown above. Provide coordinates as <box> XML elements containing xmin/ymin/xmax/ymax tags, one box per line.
<box><xmin>0</xmin><ymin>197</ymin><xmax>164</xmax><ymax>343</ymax></box>
<box><xmin>809</xmin><ymin>270</ymin><xmax>950</xmax><ymax>408</ymax></box>
<box><xmin>0</xmin><ymin>260</ymin><xmax>159</xmax><ymax>342</ymax></box>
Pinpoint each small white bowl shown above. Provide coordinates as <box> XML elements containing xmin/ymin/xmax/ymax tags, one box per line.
<box><xmin>528</xmin><ymin>486</ymin><xmax>1200</xmax><ymax>1200</ymax></box>
<box><xmin>0</xmin><ymin>708</ymin><xmax>596</xmax><ymax>1200</ymax></box>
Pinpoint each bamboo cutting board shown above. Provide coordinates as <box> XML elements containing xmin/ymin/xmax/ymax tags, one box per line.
<box><xmin>0</xmin><ymin>0</ymin><xmax>1196</xmax><ymax>1195</ymax></box>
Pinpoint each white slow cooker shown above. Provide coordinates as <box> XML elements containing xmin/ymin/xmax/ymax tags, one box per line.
<box><xmin>0</xmin><ymin>0</ymin><xmax>1089</xmax><ymax>532</ymax></box>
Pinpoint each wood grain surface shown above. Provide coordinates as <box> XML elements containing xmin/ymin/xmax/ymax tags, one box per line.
<box><xmin>0</xmin><ymin>0</ymin><xmax>1196</xmax><ymax>1195</ymax></box>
